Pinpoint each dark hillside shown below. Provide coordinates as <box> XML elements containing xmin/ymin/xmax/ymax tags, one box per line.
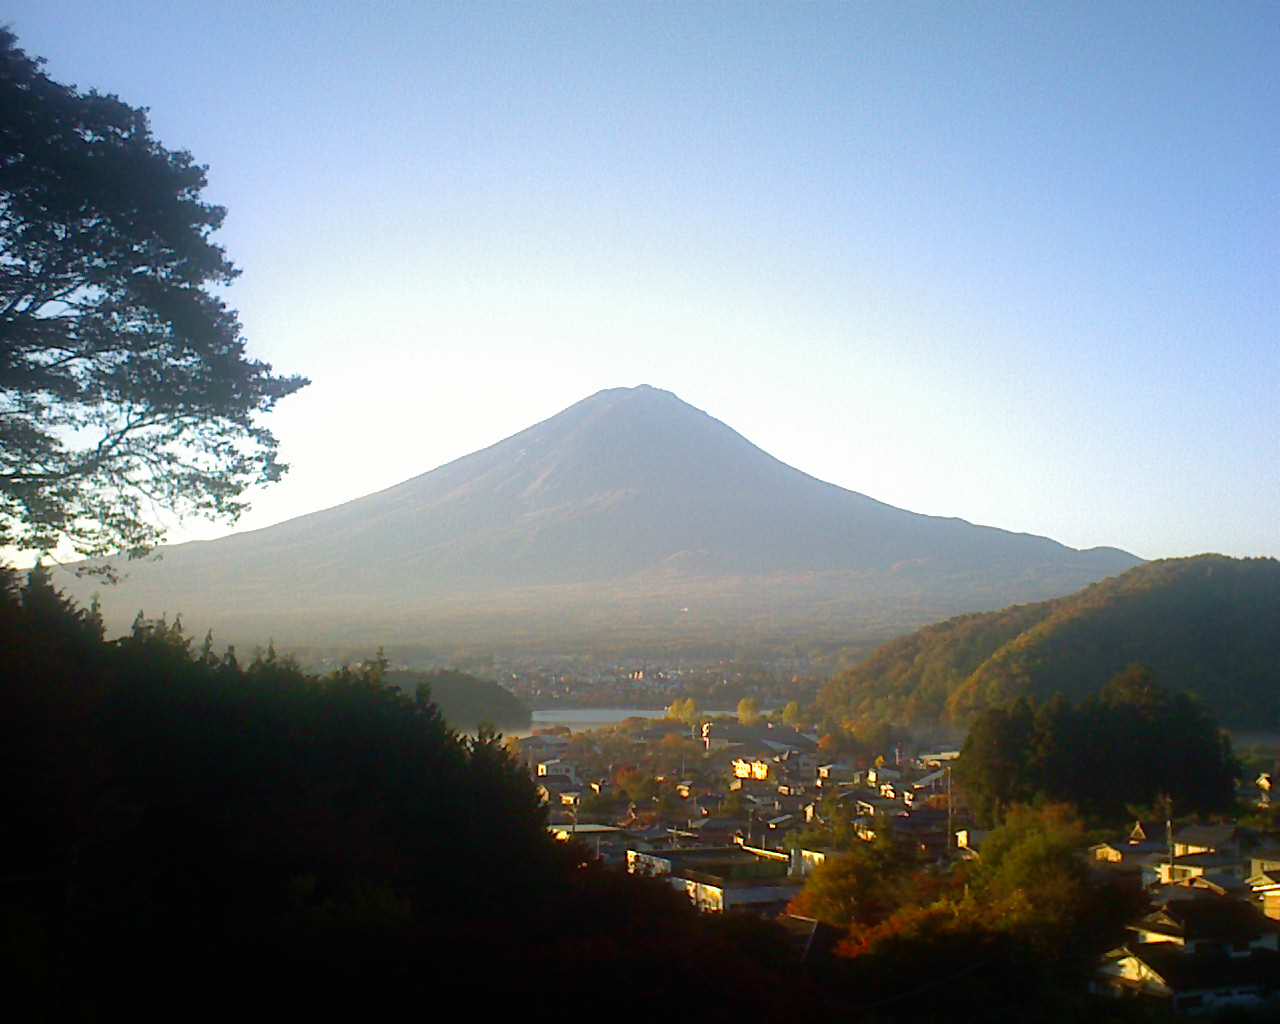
<box><xmin>385</xmin><ymin>668</ymin><xmax>531</xmax><ymax>732</ymax></box>
<box><xmin>948</xmin><ymin>555</ymin><xmax>1280</xmax><ymax>725</ymax></box>
<box><xmin>818</xmin><ymin>555</ymin><xmax>1280</xmax><ymax>731</ymax></box>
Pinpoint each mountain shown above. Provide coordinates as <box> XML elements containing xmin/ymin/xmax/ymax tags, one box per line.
<box><xmin>62</xmin><ymin>385</ymin><xmax>1140</xmax><ymax>650</ymax></box>
<box><xmin>817</xmin><ymin>554</ymin><xmax>1280</xmax><ymax>730</ymax></box>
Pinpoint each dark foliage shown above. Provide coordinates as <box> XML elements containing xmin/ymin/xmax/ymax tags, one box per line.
<box><xmin>0</xmin><ymin>569</ymin><xmax>821</xmax><ymax>1019</ymax></box>
<box><xmin>953</xmin><ymin>665</ymin><xmax>1239</xmax><ymax>824</ymax></box>
<box><xmin>384</xmin><ymin>667</ymin><xmax>531</xmax><ymax>732</ymax></box>
<box><xmin>0</xmin><ymin>29</ymin><xmax>306</xmax><ymax>560</ymax></box>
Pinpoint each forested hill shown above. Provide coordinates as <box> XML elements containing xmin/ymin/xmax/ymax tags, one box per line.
<box><xmin>386</xmin><ymin>669</ymin><xmax>531</xmax><ymax>732</ymax></box>
<box><xmin>818</xmin><ymin>555</ymin><xmax>1280</xmax><ymax>731</ymax></box>
<box><xmin>815</xmin><ymin>600</ymin><xmax>1060</xmax><ymax>729</ymax></box>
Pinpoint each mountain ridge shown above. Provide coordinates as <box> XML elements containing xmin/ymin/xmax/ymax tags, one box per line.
<box><xmin>61</xmin><ymin>385</ymin><xmax>1141</xmax><ymax>648</ymax></box>
<box><xmin>817</xmin><ymin>554</ymin><xmax>1280</xmax><ymax>730</ymax></box>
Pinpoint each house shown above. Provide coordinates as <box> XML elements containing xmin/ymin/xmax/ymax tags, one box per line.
<box><xmin>891</xmin><ymin>808</ymin><xmax>951</xmax><ymax>858</ymax></box>
<box><xmin>534</xmin><ymin>774</ymin><xmax>574</xmax><ymax>805</ymax></box>
<box><xmin>684</xmin><ymin>818</ymin><xmax>746</xmax><ymax>844</ymax></box>
<box><xmin>866</xmin><ymin>765</ymin><xmax>902</xmax><ymax>786</ymax></box>
<box><xmin>1097</xmin><ymin>893</ymin><xmax>1280</xmax><ymax>1014</ymax></box>
<box><xmin>1149</xmin><ymin>877</ymin><xmax>1238</xmax><ymax>904</ymax></box>
<box><xmin>1250</xmin><ymin>849</ymin><xmax>1280</xmax><ymax>880</ymax></box>
<box><xmin>1128</xmin><ymin>819</ymin><xmax>1163</xmax><ymax>846</ymax></box>
<box><xmin>628</xmin><ymin>844</ymin><xmax>801</xmax><ymax>915</ymax></box>
<box><xmin>1173</xmin><ymin>825</ymin><xmax>1239</xmax><ymax>858</ymax></box>
<box><xmin>1157</xmin><ymin>850</ymin><xmax>1249</xmax><ymax>887</ymax></box>
<box><xmin>853</xmin><ymin>794</ymin><xmax>906</xmax><ymax>819</ymax></box>
<box><xmin>956</xmin><ymin>828</ymin><xmax>989</xmax><ymax>858</ymax></box>
<box><xmin>548</xmin><ymin>823</ymin><xmax>627</xmax><ymax>843</ymax></box>
<box><xmin>702</xmin><ymin>722</ymin><xmax>816</xmax><ymax>754</ymax></box>
<box><xmin>1127</xmin><ymin>896</ymin><xmax>1280</xmax><ymax>954</ymax></box>
<box><xmin>816</xmin><ymin>763</ymin><xmax>854</xmax><ymax>787</ymax></box>
<box><xmin>1245</xmin><ymin>866</ymin><xmax>1280</xmax><ymax>919</ymax></box>
<box><xmin>1092</xmin><ymin>842</ymin><xmax>1129</xmax><ymax>864</ymax></box>
<box><xmin>1247</xmin><ymin>871</ymin><xmax>1280</xmax><ymax>899</ymax></box>
<box><xmin>1150</xmin><ymin>825</ymin><xmax>1246</xmax><ymax>886</ymax></box>
<box><xmin>1089</xmin><ymin>841</ymin><xmax>1162</xmax><ymax>890</ymax></box>
<box><xmin>669</xmin><ymin>872</ymin><xmax>801</xmax><ymax>915</ymax></box>
<box><xmin>512</xmin><ymin>732</ymin><xmax>569</xmax><ymax>768</ymax></box>
<box><xmin>537</xmin><ymin>759</ymin><xmax>580</xmax><ymax>785</ymax></box>
<box><xmin>1098</xmin><ymin>943</ymin><xmax>1280</xmax><ymax>1014</ymax></box>
<box><xmin>794</xmin><ymin>847</ymin><xmax>835</xmax><ymax>877</ymax></box>
<box><xmin>732</xmin><ymin>757</ymin><xmax>772</xmax><ymax>781</ymax></box>
<box><xmin>853</xmin><ymin>816</ymin><xmax>879</xmax><ymax>842</ymax></box>
<box><xmin>911</xmin><ymin>769</ymin><xmax>948</xmax><ymax>795</ymax></box>
<box><xmin>771</xmin><ymin>749</ymin><xmax>818</xmax><ymax>776</ymax></box>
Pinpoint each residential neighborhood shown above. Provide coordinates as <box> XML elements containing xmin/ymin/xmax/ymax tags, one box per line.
<box><xmin>511</xmin><ymin>712</ymin><xmax>1280</xmax><ymax>1017</ymax></box>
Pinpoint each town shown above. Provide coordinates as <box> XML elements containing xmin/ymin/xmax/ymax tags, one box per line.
<box><xmin>494</xmin><ymin>652</ymin><xmax>821</xmax><ymax>710</ymax></box>
<box><xmin>512</xmin><ymin>710</ymin><xmax>1280</xmax><ymax>1017</ymax></box>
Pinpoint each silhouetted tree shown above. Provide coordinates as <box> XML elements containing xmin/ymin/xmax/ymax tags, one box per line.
<box><xmin>0</xmin><ymin>29</ymin><xmax>306</xmax><ymax>562</ymax></box>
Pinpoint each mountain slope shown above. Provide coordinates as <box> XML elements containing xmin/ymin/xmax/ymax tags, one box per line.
<box><xmin>63</xmin><ymin>385</ymin><xmax>1141</xmax><ymax>649</ymax></box>
<box><xmin>815</xmin><ymin>600</ymin><xmax>1060</xmax><ymax>728</ymax></box>
<box><xmin>818</xmin><ymin>555</ymin><xmax>1280</xmax><ymax>730</ymax></box>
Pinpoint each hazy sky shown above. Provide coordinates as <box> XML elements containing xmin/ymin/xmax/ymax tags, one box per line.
<box><xmin>8</xmin><ymin>2</ymin><xmax>1277</xmax><ymax>560</ymax></box>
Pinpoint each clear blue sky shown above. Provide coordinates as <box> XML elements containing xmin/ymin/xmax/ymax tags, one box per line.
<box><xmin>8</xmin><ymin>2</ymin><xmax>1277</xmax><ymax>559</ymax></box>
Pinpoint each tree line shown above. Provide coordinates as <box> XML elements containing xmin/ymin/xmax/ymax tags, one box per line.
<box><xmin>954</xmin><ymin>664</ymin><xmax>1239</xmax><ymax>824</ymax></box>
<box><xmin>1</xmin><ymin>566</ymin><xmax>832</xmax><ymax>1017</ymax></box>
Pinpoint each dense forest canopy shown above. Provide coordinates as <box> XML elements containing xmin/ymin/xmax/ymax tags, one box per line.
<box><xmin>816</xmin><ymin>599</ymin><xmax>1055</xmax><ymax>729</ymax></box>
<box><xmin>818</xmin><ymin>555</ymin><xmax>1280</xmax><ymax>732</ymax></box>
<box><xmin>0</xmin><ymin>567</ymin><xmax>827</xmax><ymax>1015</ymax></box>
<box><xmin>953</xmin><ymin>665</ymin><xmax>1239</xmax><ymax>825</ymax></box>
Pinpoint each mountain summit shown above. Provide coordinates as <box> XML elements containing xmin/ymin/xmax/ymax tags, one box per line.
<box><xmin>66</xmin><ymin>386</ymin><xmax>1141</xmax><ymax>649</ymax></box>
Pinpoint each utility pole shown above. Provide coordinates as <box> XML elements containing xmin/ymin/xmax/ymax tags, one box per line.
<box><xmin>946</xmin><ymin>765</ymin><xmax>954</xmax><ymax>856</ymax></box>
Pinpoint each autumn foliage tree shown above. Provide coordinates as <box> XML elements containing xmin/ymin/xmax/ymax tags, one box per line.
<box><xmin>788</xmin><ymin>831</ymin><xmax>917</xmax><ymax>927</ymax></box>
<box><xmin>829</xmin><ymin>805</ymin><xmax>1142</xmax><ymax>1021</ymax></box>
